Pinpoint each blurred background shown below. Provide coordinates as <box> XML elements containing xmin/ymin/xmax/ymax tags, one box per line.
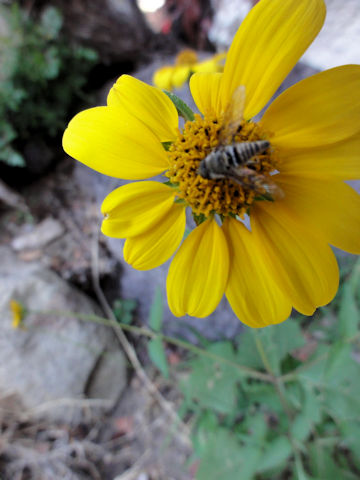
<box><xmin>0</xmin><ymin>1</ymin><xmax>360</xmax><ymax>479</ymax></box>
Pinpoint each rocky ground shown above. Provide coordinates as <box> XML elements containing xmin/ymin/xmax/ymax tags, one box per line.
<box><xmin>0</xmin><ymin>152</ymin><xmax>194</xmax><ymax>479</ymax></box>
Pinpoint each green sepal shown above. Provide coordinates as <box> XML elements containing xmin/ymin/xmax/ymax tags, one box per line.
<box><xmin>163</xmin><ymin>90</ymin><xmax>195</xmax><ymax>122</ymax></box>
<box><xmin>161</xmin><ymin>141</ymin><xmax>173</xmax><ymax>151</ymax></box>
<box><xmin>193</xmin><ymin>212</ymin><xmax>207</xmax><ymax>226</ymax></box>
<box><xmin>174</xmin><ymin>198</ymin><xmax>186</xmax><ymax>205</ymax></box>
<box><xmin>163</xmin><ymin>180</ymin><xmax>179</xmax><ymax>189</ymax></box>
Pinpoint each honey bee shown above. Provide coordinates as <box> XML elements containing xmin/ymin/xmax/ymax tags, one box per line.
<box><xmin>198</xmin><ymin>86</ymin><xmax>282</xmax><ymax>199</ymax></box>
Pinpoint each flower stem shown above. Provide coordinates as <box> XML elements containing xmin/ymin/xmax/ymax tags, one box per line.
<box><xmin>30</xmin><ymin>308</ymin><xmax>273</xmax><ymax>383</ymax></box>
<box><xmin>254</xmin><ymin>331</ymin><xmax>306</xmax><ymax>480</ymax></box>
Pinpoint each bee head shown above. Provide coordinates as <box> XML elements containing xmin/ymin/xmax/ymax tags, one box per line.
<box><xmin>197</xmin><ymin>160</ymin><xmax>210</xmax><ymax>179</ymax></box>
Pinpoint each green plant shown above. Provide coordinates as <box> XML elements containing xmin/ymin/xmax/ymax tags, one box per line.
<box><xmin>0</xmin><ymin>3</ymin><xmax>98</xmax><ymax>166</ymax></box>
<box><xmin>147</xmin><ymin>259</ymin><xmax>360</xmax><ymax>480</ymax></box>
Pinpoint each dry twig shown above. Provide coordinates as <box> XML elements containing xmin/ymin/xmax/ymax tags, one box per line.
<box><xmin>91</xmin><ymin>227</ymin><xmax>191</xmax><ymax>447</ymax></box>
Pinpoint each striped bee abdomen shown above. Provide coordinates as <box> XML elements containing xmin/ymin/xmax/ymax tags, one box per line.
<box><xmin>232</xmin><ymin>140</ymin><xmax>270</xmax><ymax>165</ymax></box>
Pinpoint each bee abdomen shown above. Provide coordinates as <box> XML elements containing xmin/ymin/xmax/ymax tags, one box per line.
<box><xmin>232</xmin><ymin>140</ymin><xmax>270</xmax><ymax>164</ymax></box>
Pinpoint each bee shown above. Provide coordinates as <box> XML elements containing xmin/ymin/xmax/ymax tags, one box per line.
<box><xmin>198</xmin><ymin>86</ymin><xmax>282</xmax><ymax>199</ymax></box>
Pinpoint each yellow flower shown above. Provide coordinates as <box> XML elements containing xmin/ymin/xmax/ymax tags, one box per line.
<box><xmin>10</xmin><ymin>300</ymin><xmax>25</xmax><ymax>329</ymax></box>
<box><xmin>153</xmin><ymin>49</ymin><xmax>226</xmax><ymax>91</ymax></box>
<box><xmin>63</xmin><ymin>0</ymin><xmax>360</xmax><ymax>327</ymax></box>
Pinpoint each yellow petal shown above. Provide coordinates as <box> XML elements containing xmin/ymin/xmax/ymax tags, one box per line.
<box><xmin>124</xmin><ymin>203</ymin><xmax>186</xmax><ymax>270</ymax></box>
<box><xmin>175</xmin><ymin>49</ymin><xmax>198</xmax><ymax>66</ymax></box>
<box><xmin>219</xmin><ymin>0</ymin><xmax>326</xmax><ymax>119</ymax></box>
<box><xmin>63</xmin><ymin>106</ymin><xmax>169</xmax><ymax>179</ymax></box>
<box><xmin>278</xmin><ymin>132</ymin><xmax>360</xmax><ymax>180</ymax></box>
<box><xmin>223</xmin><ymin>218</ymin><xmax>292</xmax><ymax>328</ymax></box>
<box><xmin>262</xmin><ymin>65</ymin><xmax>360</xmax><ymax>149</ymax></box>
<box><xmin>167</xmin><ymin>219</ymin><xmax>229</xmax><ymax>317</ymax></box>
<box><xmin>192</xmin><ymin>53</ymin><xmax>225</xmax><ymax>74</ymax></box>
<box><xmin>101</xmin><ymin>181</ymin><xmax>176</xmax><ymax>238</ymax></box>
<box><xmin>171</xmin><ymin>65</ymin><xmax>191</xmax><ymax>88</ymax></box>
<box><xmin>252</xmin><ymin>202</ymin><xmax>339</xmax><ymax>315</ymax></box>
<box><xmin>107</xmin><ymin>75</ymin><xmax>178</xmax><ymax>142</ymax></box>
<box><xmin>153</xmin><ymin>66</ymin><xmax>174</xmax><ymax>91</ymax></box>
<box><xmin>275</xmin><ymin>175</ymin><xmax>360</xmax><ymax>255</ymax></box>
<box><xmin>189</xmin><ymin>72</ymin><xmax>224</xmax><ymax>116</ymax></box>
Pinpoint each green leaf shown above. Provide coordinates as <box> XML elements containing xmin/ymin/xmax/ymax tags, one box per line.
<box><xmin>195</xmin><ymin>429</ymin><xmax>261</xmax><ymax>480</ymax></box>
<box><xmin>257</xmin><ymin>435</ymin><xmax>292</xmax><ymax>474</ymax></box>
<box><xmin>40</xmin><ymin>6</ymin><xmax>63</xmax><ymax>39</ymax></box>
<box><xmin>239</xmin><ymin>382</ymin><xmax>282</xmax><ymax>415</ymax></box>
<box><xmin>308</xmin><ymin>443</ymin><xmax>356</xmax><ymax>480</ymax></box>
<box><xmin>303</xmin><ymin>343</ymin><xmax>360</xmax><ymax>421</ymax></box>
<box><xmin>112</xmin><ymin>298</ymin><xmax>136</xmax><ymax>325</ymax></box>
<box><xmin>180</xmin><ymin>342</ymin><xmax>241</xmax><ymax>414</ymax></box>
<box><xmin>298</xmin><ymin>344</ymin><xmax>329</xmax><ymax>384</ymax></box>
<box><xmin>241</xmin><ymin>412</ymin><xmax>268</xmax><ymax>446</ymax></box>
<box><xmin>163</xmin><ymin>90</ymin><xmax>195</xmax><ymax>121</ymax></box>
<box><xmin>148</xmin><ymin>338</ymin><xmax>169</xmax><ymax>378</ymax></box>
<box><xmin>287</xmin><ymin>383</ymin><xmax>322</xmax><ymax>445</ymax></box>
<box><xmin>0</xmin><ymin>123</ymin><xmax>17</xmax><ymax>148</ymax></box>
<box><xmin>0</xmin><ymin>145</ymin><xmax>25</xmax><ymax>167</ymax></box>
<box><xmin>291</xmin><ymin>413</ymin><xmax>312</xmax><ymax>444</ymax></box>
<box><xmin>44</xmin><ymin>46</ymin><xmax>61</xmax><ymax>79</ymax></box>
<box><xmin>237</xmin><ymin>319</ymin><xmax>305</xmax><ymax>375</ymax></box>
<box><xmin>339</xmin><ymin>420</ymin><xmax>360</xmax><ymax>458</ymax></box>
<box><xmin>149</xmin><ymin>286</ymin><xmax>163</xmax><ymax>332</ymax></box>
<box><xmin>338</xmin><ymin>280</ymin><xmax>359</xmax><ymax>339</ymax></box>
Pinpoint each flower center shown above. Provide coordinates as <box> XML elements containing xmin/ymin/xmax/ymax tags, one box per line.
<box><xmin>166</xmin><ymin>113</ymin><xmax>278</xmax><ymax>218</ymax></box>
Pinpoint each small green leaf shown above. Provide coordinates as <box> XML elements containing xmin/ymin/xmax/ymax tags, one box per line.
<box><xmin>338</xmin><ymin>276</ymin><xmax>359</xmax><ymax>339</ymax></box>
<box><xmin>0</xmin><ymin>145</ymin><xmax>25</xmax><ymax>167</ymax></box>
<box><xmin>237</xmin><ymin>319</ymin><xmax>305</xmax><ymax>375</ymax></box>
<box><xmin>257</xmin><ymin>436</ymin><xmax>292</xmax><ymax>473</ymax></box>
<box><xmin>40</xmin><ymin>6</ymin><xmax>63</xmax><ymax>39</ymax></box>
<box><xmin>291</xmin><ymin>412</ymin><xmax>312</xmax><ymax>443</ymax></box>
<box><xmin>196</xmin><ymin>429</ymin><xmax>261</xmax><ymax>480</ymax></box>
<box><xmin>112</xmin><ymin>298</ymin><xmax>136</xmax><ymax>325</ymax></box>
<box><xmin>340</xmin><ymin>420</ymin><xmax>360</xmax><ymax>458</ymax></box>
<box><xmin>149</xmin><ymin>286</ymin><xmax>163</xmax><ymax>332</ymax></box>
<box><xmin>148</xmin><ymin>338</ymin><xmax>169</xmax><ymax>378</ymax></box>
<box><xmin>308</xmin><ymin>443</ymin><xmax>353</xmax><ymax>480</ymax></box>
<box><xmin>180</xmin><ymin>342</ymin><xmax>241</xmax><ymax>415</ymax></box>
<box><xmin>163</xmin><ymin>90</ymin><xmax>195</xmax><ymax>121</ymax></box>
<box><xmin>44</xmin><ymin>46</ymin><xmax>61</xmax><ymax>79</ymax></box>
<box><xmin>161</xmin><ymin>141</ymin><xmax>173</xmax><ymax>151</ymax></box>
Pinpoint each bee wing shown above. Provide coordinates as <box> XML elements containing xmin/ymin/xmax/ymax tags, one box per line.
<box><xmin>225</xmin><ymin>166</ymin><xmax>254</xmax><ymax>188</ymax></box>
<box><xmin>264</xmin><ymin>178</ymin><xmax>285</xmax><ymax>200</ymax></box>
<box><xmin>218</xmin><ymin>85</ymin><xmax>246</xmax><ymax>145</ymax></box>
<box><xmin>231</xmin><ymin>167</ymin><xmax>285</xmax><ymax>200</ymax></box>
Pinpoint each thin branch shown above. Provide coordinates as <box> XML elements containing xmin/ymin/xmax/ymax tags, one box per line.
<box><xmin>30</xmin><ymin>308</ymin><xmax>273</xmax><ymax>383</ymax></box>
<box><xmin>90</xmin><ymin>228</ymin><xmax>191</xmax><ymax>447</ymax></box>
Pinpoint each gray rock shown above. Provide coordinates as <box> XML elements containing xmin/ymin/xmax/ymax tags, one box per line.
<box><xmin>50</xmin><ymin>0</ymin><xmax>153</xmax><ymax>64</ymax></box>
<box><xmin>209</xmin><ymin>0</ymin><xmax>250</xmax><ymax>51</ymax></box>
<box><xmin>209</xmin><ymin>0</ymin><xmax>360</xmax><ymax>70</ymax></box>
<box><xmin>86</xmin><ymin>350</ymin><xmax>127</xmax><ymax>402</ymax></box>
<box><xmin>11</xmin><ymin>217</ymin><xmax>64</xmax><ymax>251</ymax></box>
<box><xmin>0</xmin><ymin>245</ymin><xmax>126</xmax><ymax>419</ymax></box>
<box><xmin>302</xmin><ymin>0</ymin><xmax>360</xmax><ymax>70</ymax></box>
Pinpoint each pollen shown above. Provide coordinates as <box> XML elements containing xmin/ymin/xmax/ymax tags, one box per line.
<box><xmin>166</xmin><ymin>113</ymin><xmax>277</xmax><ymax>218</ymax></box>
